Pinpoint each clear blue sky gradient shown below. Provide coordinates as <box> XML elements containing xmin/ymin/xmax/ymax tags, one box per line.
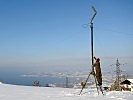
<box><xmin>0</xmin><ymin>0</ymin><xmax>133</xmax><ymax>72</ymax></box>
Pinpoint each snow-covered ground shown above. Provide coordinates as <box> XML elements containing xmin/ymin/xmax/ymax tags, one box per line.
<box><xmin>0</xmin><ymin>82</ymin><xmax>133</xmax><ymax>100</ymax></box>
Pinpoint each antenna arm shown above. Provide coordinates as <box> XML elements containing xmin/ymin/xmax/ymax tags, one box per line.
<box><xmin>90</xmin><ymin>13</ymin><xmax>96</xmax><ymax>23</ymax></box>
<box><xmin>90</xmin><ymin>6</ymin><xmax>97</xmax><ymax>23</ymax></box>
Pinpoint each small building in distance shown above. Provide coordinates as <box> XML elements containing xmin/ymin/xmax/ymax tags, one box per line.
<box><xmin>120</xmin><ymin>79</ymin><xmax>133</xmax><ymax>91</ymax></box>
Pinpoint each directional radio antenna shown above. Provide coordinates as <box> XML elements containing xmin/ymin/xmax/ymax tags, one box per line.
<box><xmin>90</xmin><ymin>6</ymin><xmax>97</xmax><ymax>23</ymax></box>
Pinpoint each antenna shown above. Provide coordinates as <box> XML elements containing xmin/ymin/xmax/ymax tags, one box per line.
<box><xmin>79</xmin><ymin>6</ymin><xmax>104</xmax><ymax>95</ymax></box>
<box><xmin>90</xmin><ymin>6</ymin><xmax>97</xmax><ymax>24</ymax></box>
<box><xmin>90</xmin><ymin>6</ymin><xmax>97</xmax><ymax>70</ymax></box>
<box><xmin>82</xmin><ymin>6</ymin><xmax>97</xmax><ymax>28</ymax></box>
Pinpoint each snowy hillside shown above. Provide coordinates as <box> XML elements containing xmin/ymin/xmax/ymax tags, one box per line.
<box><xmin>0</xmin><ymin>82</ymin><xmax>133</xmax><ymax>100</ymax></box>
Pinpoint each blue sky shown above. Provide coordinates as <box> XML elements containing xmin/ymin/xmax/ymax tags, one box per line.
<box><xmin>0</xmin><ymin>0</ymin><xmax>133</xmax><ymax>72</ymax></box>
